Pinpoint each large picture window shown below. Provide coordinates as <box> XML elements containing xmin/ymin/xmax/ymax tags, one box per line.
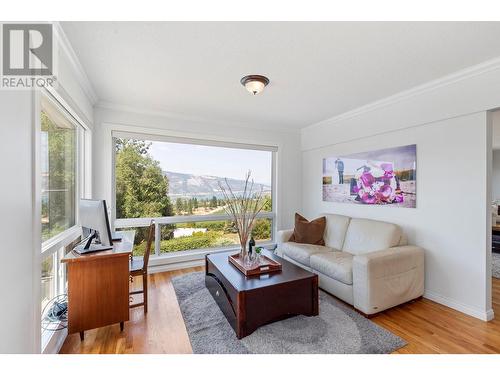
<box><xmin>113</xmin><ymin>135</ymin><xmax>276</xmax><ymax>256</ymax></box>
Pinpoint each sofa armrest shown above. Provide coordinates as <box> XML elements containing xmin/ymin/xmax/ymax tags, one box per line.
<box><xmin>352</xmin><ymin>245</ymin><xmax>425</xmax><ymax>315</ymax></box>
<box><xmin>277</xmin><ymin>229</ymin><xmax>294</xmax><ymax>245</ymax></box>
<box><xmin>275</xmin><ymin>229</ymin><xmax>293</xmax><ymax>257</ymax></box>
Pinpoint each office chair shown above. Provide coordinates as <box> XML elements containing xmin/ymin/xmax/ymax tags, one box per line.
<box><xmin>129</xmin><ymin>220</ymin><xmax>154</xmax><ymax>313</ymax></box>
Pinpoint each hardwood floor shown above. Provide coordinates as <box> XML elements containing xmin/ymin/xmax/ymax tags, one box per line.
<box><xmin>59</xmin><ymin>267</ymin><xmax>200</xmax><ymax>354</ymax></box>
<box><xmin>373</xmin><ymin>278</ymin><xmax>500</xmax><ymax>353</ymax></box>
<box><xmin>59</xmin><ymin>268</ymin><xmax>500</xmax><ymax>354</ymax></box>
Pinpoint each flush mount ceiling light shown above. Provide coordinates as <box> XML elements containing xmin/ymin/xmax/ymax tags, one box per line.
<box><xmin>240</xmin><ymin>75</ymin><xmax>269</xmax><ymax>95</ymax></box>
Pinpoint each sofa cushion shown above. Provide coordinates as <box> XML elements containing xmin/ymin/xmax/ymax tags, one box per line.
<box><xmin>289</xmin><ymin>213</ymin><xmax>326</xmax><ymax>245</ymax></box>
<box><xmin>280</xmin><ymin>242</ymin><xmax>332</xmax><ymax>267</ymax></box>
<box><xmin>310</xmin><ymin>252</ymin><xmax>353</xmax><ymax>285</ymax></box>
<box><xmin>342</xmin><ymin>218</ymin><xmax>402</xmax><ymax>255</ymax></box>
<box><xmin>323</xmin><ymin>214</ymin><xmax>351</xmax><ymax>250</ymax></box>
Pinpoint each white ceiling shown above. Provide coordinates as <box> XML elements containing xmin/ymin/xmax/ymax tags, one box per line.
<box><xmin>61</xmin><ymin>22</ymin><xmax>500</xmax><ymax>131</ymax></box>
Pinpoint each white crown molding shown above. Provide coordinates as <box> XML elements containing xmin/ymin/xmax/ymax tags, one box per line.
<box><xmin>304</xmin><ymin>55</ymin><xmax>500</xmax><ymax>132</ymax></box>
<box><xmin>52</xmin><ymin>22</ymin><xmax>99</xmax><ymax>105</ymax></box>
<box><xmin>96</xmin><ymin>100</ymin><xmax>301</xmax><ymax>134</ymax></box>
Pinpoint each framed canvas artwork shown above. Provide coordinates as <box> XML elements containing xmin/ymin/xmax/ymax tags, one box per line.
<box><xmin>322</xmin><ymin>144</ymin><xmax>417</xmax><ymax>208</ymax></box>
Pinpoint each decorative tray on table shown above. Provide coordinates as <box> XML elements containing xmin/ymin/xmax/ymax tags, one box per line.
<box><xmin>228</xmin><ymin>253</ymin><xmax>282</xmax><ymax>276</ymax></box>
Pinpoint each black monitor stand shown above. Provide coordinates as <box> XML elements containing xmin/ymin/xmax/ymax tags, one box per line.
<box><xmin>74</xmin><ymin>230</ymin><xmax>113</xmax><ymax>254</ymax></box>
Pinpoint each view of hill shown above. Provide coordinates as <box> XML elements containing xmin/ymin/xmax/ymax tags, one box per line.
<box><xmin>164</xmin><ymin>171</ymin><xmax>271</xmax><ymax>199</ymax></box>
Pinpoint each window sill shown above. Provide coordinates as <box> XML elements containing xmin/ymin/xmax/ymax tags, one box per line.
<box><xmin>147</xmin><ymin>242</ymin><xmax>276</xmax><ymax>273</ymax></box>
<box><xmin>42</xmin><ymin>225</ymin><xmax>81</xmax><ymax>256</ymax></box>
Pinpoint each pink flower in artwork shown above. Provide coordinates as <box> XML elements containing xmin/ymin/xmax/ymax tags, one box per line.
<box><xmin>360</xmin><ymin>172</ymin><xmax>375</xmax><ymax>187</ymax></box>
<box><xmin>361</xmin><ymin>192</ymin><xmax>377</xmax><ymax>204</ymax></box>
<box><xmin>378</xmin><ymin>184</ymin><xmax>392</xmax><ymax>198</ymax></box>
<box><xmin>355</xmin><ymin>168</ymin><xmax>404</xmax><ymax>205</ymax></box>
<box><xmin>394</xmin><ymin>189</ymin><xmax>404</xmax><ymax>203</ymax></box>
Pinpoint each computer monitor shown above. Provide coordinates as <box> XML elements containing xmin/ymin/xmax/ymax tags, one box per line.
<box><xmin>74</xmin><ymin>199</ymin><xmax>113</xmax><ymax>254</ymax></box>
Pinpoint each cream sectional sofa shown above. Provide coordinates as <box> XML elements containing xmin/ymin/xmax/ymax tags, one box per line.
<box><xmin>276</xmin><ymin>214</ymin><xmax>424</xmax><ymax>315</ymax></box>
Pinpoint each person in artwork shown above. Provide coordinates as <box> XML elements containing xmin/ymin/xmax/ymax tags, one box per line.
<box><xmin>335</xmin><ymin>158</ymin><xmax>345</xmax><ymax>184</ymax></box>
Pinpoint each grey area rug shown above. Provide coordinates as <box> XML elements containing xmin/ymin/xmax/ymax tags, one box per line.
<box><xmin>493</xmin><ymin>253</ymin><xmax>500</xmax><ymax>279</ymax></box>
<box><xmin>172</xmin><ymin>272</ymin><xmax>406</xmax><ymax>354</ymax></box>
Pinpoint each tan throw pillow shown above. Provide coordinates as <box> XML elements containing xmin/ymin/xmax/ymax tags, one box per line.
<box><xmin>289</xmin><ymin>213</ymin><xmax>326</xmax><ymax>246</ymax></box>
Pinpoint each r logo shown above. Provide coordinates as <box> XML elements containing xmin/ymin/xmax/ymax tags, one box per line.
<box><xmin>2</xmin><ymin>23</ymin><xmax>53</xmax><ymax>76</ymax></box>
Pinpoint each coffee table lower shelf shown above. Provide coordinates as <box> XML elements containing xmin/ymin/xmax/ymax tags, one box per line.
<box><xmin>205</xmin><ymin>251</ymin><xmax>318</xmax><ymax>339</ymax></box>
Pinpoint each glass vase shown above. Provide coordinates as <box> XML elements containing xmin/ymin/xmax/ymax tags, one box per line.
<box><xmin>240</xmin><ymin>244</ymin><xmax>248</xmax><ymax>260</ymax></box>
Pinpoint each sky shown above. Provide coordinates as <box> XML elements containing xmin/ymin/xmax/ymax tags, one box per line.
<box><xmin>147</xmin><ymin>141</ymin><xmax>273</xmax><ymax>185</ymax></box>
<box><xmin>323</xmin><ymin>144</ymin><xmax>417</xmax><ymax>174</ymax></box>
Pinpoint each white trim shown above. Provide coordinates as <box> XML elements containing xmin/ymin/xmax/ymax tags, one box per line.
<box><xmin>97</xmin><ymin>100</ymin><xmax>299</xmax><ymax>134</ymax></box>
<box><xmin>41</xmin><ymin>226</ymin><xmax>81</xmax><ymax>256</ymax></box>
<box><xmin>32</xmin><ymin>89</ymin><xmax>42</xmax><ymax>353</ymax></box>
<box><xmin>52</xmin><ymin>22</ymin><xmax>99</xmax><ymax>105</ymax></box>
<box><xmin>107</xmin><ymin>122</ymin><xmax>281</xmax><ymax>150</ymax></box>
<box><xmin>149</xmin><ymin>259</ymin><xmax>205</xmax><ymax>274</ymax></box>
<box><xmin>485</xmin><ymin>112</ymin><xmax>494</xmax><ymax>315</ymax></box>
<box><xmin>147</xmin><ymin>241</ymin><xmax>274</xmax><ymax>263</ymax></box>
<box><xmin>304</xmin><ymin>55</ymin><xmax>500</xmax><ymax>132</ymax></box>
<box><xmin>271</xmin><ymin>149</ymin><xmax>278</xmax><ymax>230</ymax></box>
<box><xmin>423</xmin><ymin>290</ymin><xmax>494</xmax><ymax>322</ymax></box>
<box><xmin>147</xmin><ymin>242</ymin><xmax>275</xmax><ymax>272</ymax></box>
<box><xmin>83</xmin><ymin>127</ymin><xmax>92</xmax><ymax>198</ymax></box>
<box><xmin>113</xmin><ymin>129</ymin><xmax>278</xmax><ymax>152</ymax></box>
<box><xmin>43</xmin><ymin>87</ymin><xmax>93</xmax><ymax>134</ymax></box>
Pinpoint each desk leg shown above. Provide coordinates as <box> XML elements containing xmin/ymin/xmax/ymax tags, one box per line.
<box><xmin>120</xmin><ymin>321</ymin><xmax>124</xmax><ymax>331</ymax></box>
<box><xmin>80</xmin><ymin>331</ymin><xmax>84</xmax><ymax>341</ymax></box>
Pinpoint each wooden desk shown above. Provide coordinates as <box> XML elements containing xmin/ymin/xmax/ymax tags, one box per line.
<box><xmin>62</xmin><ymin>230</ymin><xmax>135</xmax><ymax>340</ymax></box>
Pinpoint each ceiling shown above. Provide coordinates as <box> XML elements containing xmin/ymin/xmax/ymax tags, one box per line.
<box><xmin>61</xmin><ymin>22</ymin><xmax>500</xmax><ymax>131</ymax></box>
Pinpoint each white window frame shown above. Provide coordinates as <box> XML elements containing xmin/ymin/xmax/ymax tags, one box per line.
<box><xmin>112</xmin><ymin>130</ymin><xmax>278</xmax><ymax>259</ymax></box>
<box><xmin>37</xmin><ymin>88</ymin><xmax>92</xmax><ymax>352</ymax></box>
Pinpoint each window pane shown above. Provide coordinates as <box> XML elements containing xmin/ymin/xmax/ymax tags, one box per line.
<box><xmin>251</xmin><ymin>218</ymin><xmax>272</xmax><ymax>242</ymax></box>
<box><xmin>158</xmin><ymin>221</ymin><xmax>237</xmax><ymax>254</ymax></box>
<box><xmin>41</xmin><ymin>253</ymin><xmax>55</xmax><ymax>315</ymax></box>
<box><xmin>114</xmin><ymin>138</ymin><xmax>272</xmax><ymax>219</ymax></box>
<box><xmin>41</xmin><ymin>98</ymin><xmax>76</xmax><ymax>242</ymax></box>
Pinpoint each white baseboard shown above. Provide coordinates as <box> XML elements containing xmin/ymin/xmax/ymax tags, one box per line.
<box><xmin>424</xmin><ymin>290</ymin><xmax>494</xmax><ymax>321</ymax></box>
<box><xmin>148</xmin><ymin>259</ymin><xmax>205</xmax><ymax>274</ymax></box>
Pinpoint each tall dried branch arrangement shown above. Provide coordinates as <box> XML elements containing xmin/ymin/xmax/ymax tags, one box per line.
<box><xmin>218</xmin><ymin>171</ymin><xmax>265</xmax><ymax>257</ymax></box>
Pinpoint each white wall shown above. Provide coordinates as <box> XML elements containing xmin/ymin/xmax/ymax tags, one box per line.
<box><xmin>0</xmin><ymin>90</ymin><xmax>39</xmax><ymax>353</ymax></box>
<box><xmin>303</xmin><ymin>112</ymin><xmax>491</xmax><ymax>319</ymax></box>
<box><xmin>301</xmin><ymin>61</ymin><xmax>500</xmax><ymax>321</ymax></box>
<box><xmin>92</xmin><ymin>105</ymin><xmax>302</xmax><ymax>232</ymax></box>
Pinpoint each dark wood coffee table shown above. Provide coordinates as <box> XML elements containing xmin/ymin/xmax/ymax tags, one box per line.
<box><xmin>205</xmin><ymin>249</ymin><xmax>318</xmax><ymax>339</ymax></box>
